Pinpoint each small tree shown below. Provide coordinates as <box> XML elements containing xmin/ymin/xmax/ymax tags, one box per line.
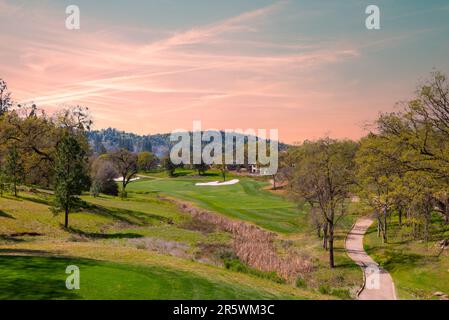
<box><xmin>215</xmin><ymin>164</ymin><xmax>227</xmax><ymax>181</ymax></box>
<box><xmin>5</xmin><ymin>146</ymin><xmax>24</xmax><ymax>197</ymax></box>
<box><xmin>193</xmin><ymin>161</ymin><xmax>208</xmax><ymax>176</ymax></box>
<box><xmin>90</xmin><ymin>157</ymin><xmax>119</xmax><ymax>196</ymax></box>
<box><xmin>110</xmin><ymin>149</ymin><xmax>138</xmax><ymax>198</ymax></box>
<box><xmin>53</xmin><ymin>134</ymin><xmax>90</xmax><ymax>228</ymax></box>
<box><xmin>137</xmin><ymin>151</ymin><xmax>158</xmax><ymax>171</ymax></box>
<box><xmin>162</xmin><ymin>157</ymin><xmax>176</xmax><ymax>177</ymax></box>
<box><xmin>0</xmin><ymin>79</ymin><xmax>12</xmax><ymax>116</ymax></box>
<box><xmin>0</xmin><ymin>165</ymin><xmax>7</xmax><ymax>197</ymax></box>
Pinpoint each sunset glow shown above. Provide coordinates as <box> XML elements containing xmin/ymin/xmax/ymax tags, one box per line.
<box><xmin>1</xmin><ymin>0</ymin><xmax>448</xmax><ymax>142</ymax></box>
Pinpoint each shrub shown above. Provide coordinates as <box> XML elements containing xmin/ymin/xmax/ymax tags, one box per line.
<box><xmin>224</xmin><ymin>258</ymin><xmax>285</xmax><ymax>284</ymax></box>
<box><xmin>319</xmin><ymin>284</ymin><xmax>331</xmax><ymax>295</ymax></box>
<box><xmin>330</xmin><ymin>288</ymin><xmax>351</xmax><ymax>300</ymax></box>
<box><xmin>295</xmin><ymin>276</ymin><xmax>307</xmax><ymax>288</ymax></box>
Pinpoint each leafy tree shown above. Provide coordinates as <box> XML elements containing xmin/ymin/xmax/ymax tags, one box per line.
<box><xmin>162</xmin><ymin>156</ymin><xmax>176</xmax><ymax>177</ymax></box>
<box><xmin>5</xmin><ymin>146</ymin><xmax>24</xmax><ymax>197</ymax></box>
<box><xmin>137</xmin><ymin>151</ymin><xmax>158</xmax><ymax>171</ymax></box>
<box><xmin>215</xmin><ymin>164</ymin><xmax>227</xmax><ymax>181</ymax></box>
<box><xmin>288</xmin><ymin>138</ymin><xmax>357</xmax><ymax>268</ymax></box>
<box><xmin>90</xmin><ymin>157</ymin><xmax>119</xmax><ymax>196</ymax></box>
<box><xmin>355</xmin><ymin>134</ymin><xmax>402</xmax><ymax>243</ymax></box>
<box><xmin>53</xmin><ymin>134</ymin><xmax>90</xmax><ymax>228</ymax></box>
<box><xmin>193</xmin><ymin>161</ymin><xmax>209</xmax><ymax>176</ymax></box>
<box><xmin>109</xmin><ymin>149</ymin><xmax>138</xmax><ymax>198</ymax></box>
<box><xmin>0</xmin><ymin>164</ymin><xmax>7</xmax><ymax>197</ymax></box>
<box><xmin>0</xmin><ymin>79</ymin><xmax>12</xmax><ymax>116</ymax></box>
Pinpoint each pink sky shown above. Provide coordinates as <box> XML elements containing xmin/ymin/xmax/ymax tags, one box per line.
<box><xmin>1</xmin><ymin>1</ymin><xmax>446</xmax><ymax>143</ymax></box>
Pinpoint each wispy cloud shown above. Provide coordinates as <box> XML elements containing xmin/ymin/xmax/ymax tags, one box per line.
<box><xmin>2</xmin><ymin>0</ymin><xmax>442</xmax><ymax>141</ymax></box>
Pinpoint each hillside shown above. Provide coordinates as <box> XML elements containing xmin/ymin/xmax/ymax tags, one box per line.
<box><xmin>87</xmin><ymin>128</ymin><xmax>289</xmax><ymax>157</ymax></box>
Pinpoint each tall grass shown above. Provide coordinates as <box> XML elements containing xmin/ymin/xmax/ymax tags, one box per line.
<box><xmin>175</xmin><ymin>201</ymin><xmax>313</xmax><ymax>281</ymax></box>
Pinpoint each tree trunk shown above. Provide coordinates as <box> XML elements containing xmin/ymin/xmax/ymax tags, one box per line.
<box><xmin>64</xmin><ymin>205</ymin><xmax>69</xmax><ymax>228</ymax></box>
<box><xmin>272</xmin><ymin>175</ymin><xmax>276</xmax><ymax>190</ymax></box>
<box><xmin>328</xmin><ymin>222</ymin><xmax>335</xmax><ymax>268</ymax></box>
<box><xmin>398</xmin><ymin>208</ymin><xmax>402</xmax><ymax>227</ymax></box>
<box><xmin>13</xmin><ymin>179</ymin><xmax>17</xmax><ymax>197</ymax></box>
<box><xmin>322</xmin><ymin>223</ymin><xmax>328</xmax><ymax>250</ymax></box>
<box><xmin>377</xmin><ymin>216</ymin><xmax>382</xmax><ymax>238</ymax></box>
<box><xmin>383</xmin><ymin>208</ymin><xmax>388</xmax><ymax>243</ymax></box>
<box><xmin>121</xmin><ymin>178</ymin><xmax>127</xmax><ymax>198</ymax></box>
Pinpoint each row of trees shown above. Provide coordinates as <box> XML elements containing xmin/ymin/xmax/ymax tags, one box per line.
<box><xmin>279</xmin><ymin>72</ymin><xmax>449</xmax><ymax>267</ymax></box>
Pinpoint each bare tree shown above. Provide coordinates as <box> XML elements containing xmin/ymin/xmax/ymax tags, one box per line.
<box><xmin>109</xmin><ymin>149</ymin><xmax>138</xmax><ymax>198</ymax></box>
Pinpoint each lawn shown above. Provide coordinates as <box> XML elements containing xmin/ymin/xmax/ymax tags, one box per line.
<box><xmin>127</xmin><ymin>173</ymin><xmax>303</xmax><ymax>234</ymax></box>
<box><xmin>364</xmin><ymin>214</ymin><xmax>449</xmax><ymax>299</ymax></box>
<box><xmin>0</xmin><ymin>172</ymin><xmax>363</xmax><ymax>300</ymax></box>
<box><xmin>0</xmin><ymin>187</ymin><xmax>323</xmax><ymax>300</ymax></box>
<box><xmin>0</xmin><ymin>255</ymin><xmax>293</xmax><ymax>300</ymax></box>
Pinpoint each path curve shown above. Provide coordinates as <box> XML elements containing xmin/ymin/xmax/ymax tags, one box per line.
<box><xmin>345</xmin><ymin>217</ymin><xmax>397</xmax><ymax>300</ymax></box>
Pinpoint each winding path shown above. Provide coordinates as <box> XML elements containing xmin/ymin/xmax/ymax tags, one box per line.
<box><xmin>345</xmin><ymin>217</ymin><xmax>397</xmax><ymax>300</ymax></box>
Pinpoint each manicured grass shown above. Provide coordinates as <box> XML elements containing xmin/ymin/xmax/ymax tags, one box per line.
<box><xmin>0</xmin><ymin>173</ymin><xmax>361</xmax><ymax>299</ymax></box>
<box><xmin>0</xmin><ymin>190</ymin><xmax>323</xmax><ymax>300</ymax></box>
<box><xmin>127</xmin><ymin>175</ymin><xmax>302</xmax><ymax>234</ymax></box>
<box><xmin>364</xmin><ymin>215</ymin><xmax>449</xmax><ymax>299</ymax></box>
<box><xmin>0</xmin><ymin>255</ymin><xmax>292</xmax><ymax>299</ymax></box>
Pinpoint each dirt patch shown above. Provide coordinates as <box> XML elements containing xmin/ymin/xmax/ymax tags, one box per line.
<box><xmin>179</xmin><ymin>217</ymin><xmax>217</xmax><ymax>234</ymax></box>
<box><xmin>129</xmin><ymin>237</ymin><xmax>191</xmax><ymax>259</ymax></box>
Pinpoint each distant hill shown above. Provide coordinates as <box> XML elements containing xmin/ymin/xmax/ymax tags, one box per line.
<box><xmin>87</xmin><ymin>128</ymin><xmax>288</xmax><ymax>157</ymax></box>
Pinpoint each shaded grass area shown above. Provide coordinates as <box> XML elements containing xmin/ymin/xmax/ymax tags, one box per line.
<box><xmin>0</xmin><ymin>255</ymin><xmax>290</xmax><ymax>300</ymax></box>
<box><xmin>364</xmin><ymin>215</ymin><xmax>449</xmax><ymax>299</ymax></box>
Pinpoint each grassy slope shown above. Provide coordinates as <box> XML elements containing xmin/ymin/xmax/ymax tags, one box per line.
<box><xmin>128</xmin><ymin>173</ymin><xmax>303</xmax><ymax>234</ymax></box>
<box><xmin>0</xmin><ymin>189</ymin><xmax>321</xmax><ymax>300</ymax></box>
<box><xmin>0</xmin><ymin>255</ymin><xmax>293</xmax><ymax>300</ymax></box>
<box><xmin>364</xmin><ymin>215</ymin><xmax>449</xmax><ymax>299</ymax></box>
<box><xmin>131</xmin><ymin>170</ymin><xmax>362</xmax><ymax>297</ymax></box>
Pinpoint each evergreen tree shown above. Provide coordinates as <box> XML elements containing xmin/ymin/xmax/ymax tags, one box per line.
<box><xmin>53</xmin><ymin>134</ymin><xmax>90</xmax><ymax>228</ymax></box>
<box><xmin>5</xmin><ymin>146</ymin><xmax>24</xmax><ymax>197</ymax></box>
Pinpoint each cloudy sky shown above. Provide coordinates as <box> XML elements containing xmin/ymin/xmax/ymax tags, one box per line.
<box><xmin>1</xmin><ymin>0</ymin><xmax>448</xmax><ymax>142</ymax></box>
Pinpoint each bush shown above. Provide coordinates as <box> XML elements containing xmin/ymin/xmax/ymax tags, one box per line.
<box><xmin>224</xmin><ymin>258</ymin><xmax>285</xmax><ymax>284</ymax></box>
<box><xmin>319</xmin><ymin>284</ymin><xmax>331</xmax><ymax>295</ymax></box>
<box><xmin>295</xmin><ymin>276</ymin><xmax>307</xmax><ymax>288</ymax></box>
<box><xmin>330</xmin><ymin>288</ymin><xmax>351</xmax><ymax>300</ymax></box>
<box><xmin>102</xmin><ymin>178</ymin><xmax>119</xmax><ymax>196</ymax></box>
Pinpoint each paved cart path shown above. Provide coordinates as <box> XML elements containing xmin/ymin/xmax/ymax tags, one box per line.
<box><xmin>345</xmin><ymin>217</ymin><xmax>397</xmax><ymax>300</ymax></box>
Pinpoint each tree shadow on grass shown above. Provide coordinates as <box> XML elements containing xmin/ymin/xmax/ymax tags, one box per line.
<box><xmin>67</xmin><ymin>227</ymin><xmax>143</xmax><ymax>239</ymax></box>
<box><xmin>15</xmin><ymin>194</ymin><xmax>53</xmax><ymax>206</ymax></box>
<box><xmin>83</xmin><ymin>203</ymin><xmax>173</xmax><ymax>226</ymax></box>
<box><xmin>0</xmin><ymin>210</ymin><xmax>15</xmax><ymax>219</ymax></box>
<box><xmin>0</xmin><ymin>254</ymin><xmax>98</xmax><ymax>299</ymax></box>
<box><xmin>0</xmin><ymin>235</ymin><xmax>25</xmax><ymax>243</ymax></box>
<box><xmin>380</xmin><ymin>250</ymin><xmax>429</xmax><ymax>269</ymax></box>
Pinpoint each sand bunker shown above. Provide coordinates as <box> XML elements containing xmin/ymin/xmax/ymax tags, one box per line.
<box><xmin>114</xmin><ymin>177</ymin><xmax>141</xmax><ymax>182</ymax></box>
<box><xmin>195</xmin><ymin>179</ymin><xmax>239</xmax><ymax>186</ymax></box>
